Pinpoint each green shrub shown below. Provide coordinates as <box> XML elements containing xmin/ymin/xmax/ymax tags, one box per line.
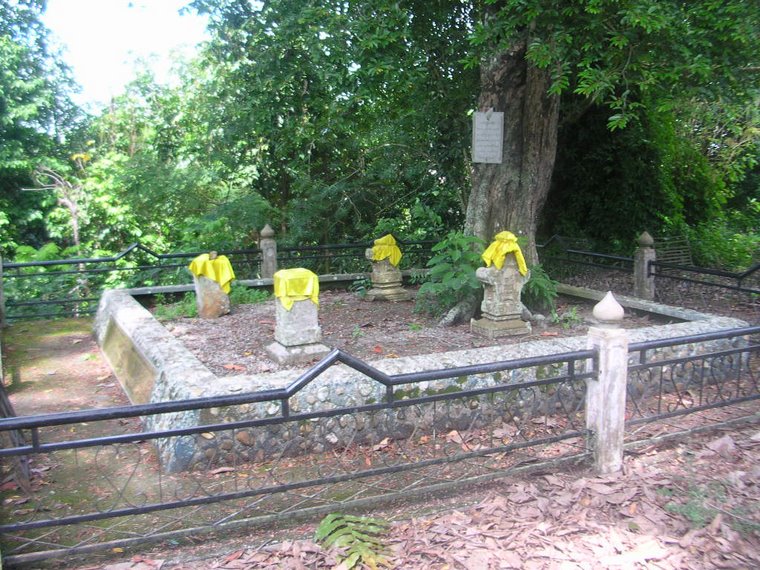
<box><xmin>229</xmin><ymin>286</ymin><xmax>271</xmax><ymax>305</ymax></box>
<box><xmin>415</xmin><ymin>231</ymin><xmax>484</xmax><ymax>316</ymax></box>
<box><xmin>522</xmin><ymin>264</ymin><xmax>558</xmax><ymax>313</ymax></box>
<box><xmin>686</xmin><ymin>218</ymin><xmax>760</xmax><ymax>271</ymax></box>
<box><xmin>153</xmin><ymin>293</ymin><xmax>197</xmax><ymax>320</ymax></box>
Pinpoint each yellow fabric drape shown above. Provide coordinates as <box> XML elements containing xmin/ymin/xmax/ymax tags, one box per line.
<box><xmin>481</xmin><ymin>231</ymin><xmax>528</xmax><ymax>276</ymax></box>
<box><xmin>188</xmin><ymin>253</ymin><xmax>236</xmax><ymax>294</ymax></box>
<box><xmin>371</xmin><ymin>234</ymin><xmax>402</xmax><ymax>267</ymax></box>
<box><xmin>273</xmin><ymin>268</ymin><xmax>320</xmax><ymax>310</ymax></box>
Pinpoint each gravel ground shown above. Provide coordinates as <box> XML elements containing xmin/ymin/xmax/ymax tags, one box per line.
<box><xmin>161</xmin><ymin>289</ymin><xmax>665</xmax><ymax>376</ymax></box>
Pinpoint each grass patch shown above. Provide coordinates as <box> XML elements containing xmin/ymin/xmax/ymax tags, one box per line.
<box><xmin>229</xmin><ymin>286</ymin><xmax>271</xmax><ymax>305</ymax></box>
<box><xmin>661</xmin><ymin>479</ymin><xmax>759</xmax><ymax>535</ymax></box>
<box><xmin>152</xmin><ymin>287</ymin><xmax>272</xmax><ymax>320</ymax></box>
<box><xmin>153</xmin><ymin>293</ymin><xmax>197</xmax><ymax>320</ymax></box>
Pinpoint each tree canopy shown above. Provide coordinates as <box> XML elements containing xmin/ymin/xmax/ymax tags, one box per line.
<box><xmin>0</xmin><ymin>0</ymin><xmax>81</xmax><ymax>251</ymax></box>
<box><xmin>1</xmin><ymin>0</ymin><xmax>757</xmax><ymax>272</ymax></box>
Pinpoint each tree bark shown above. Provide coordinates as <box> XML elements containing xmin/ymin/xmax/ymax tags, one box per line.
<box><xmin>464</xmin><ymin>38</ymin><xmax>560</xmax><ymax>265</ymax></box>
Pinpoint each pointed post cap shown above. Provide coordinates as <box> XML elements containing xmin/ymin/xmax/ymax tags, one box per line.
<box><xmin>593</xmin><ymin>291</ymin><xmax>624</xmax><ymax>326</ymax></box>
<box><xmin>637</xmin><ymin>231</ymin><xmax>654</xmax><ymax>247</ymax></box>
<box><xmin>260</xmin><ymin>224</ymin><xmax>275</xmax><ymax>238</ymax></box>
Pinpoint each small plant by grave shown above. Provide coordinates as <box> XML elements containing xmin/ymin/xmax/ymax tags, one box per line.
<box><xmin>551</xmin><ymin>306</ymin><xmax>583</xmax><ymax>329</ymax></box>
<box><xmin>315</xmin><ymin>513</ymin><xmax>392</xmax><ymax>569</ymax></box>
<box><xmin>522</xmin><ymin>264</ymin><xmax>558</xmax><ymax>313</ymax></box>
<box><xmin>415</xmin><ymin>231</ymin><xmax>484</xmax><ymax>316</ymax></box>
<box><xmin>349</xmin><ymin>277</ymin><xmax>372</xmax><ymax>298</ymax></box>
<box><xmin>153</xmin><ymin>293</ymin><xmax>197</xmax><ymax>320</ymax></box>
<box><xmin>228</xmin><ymin>286</ymin><xmax>270</xmax><ymax>305</ymax></box>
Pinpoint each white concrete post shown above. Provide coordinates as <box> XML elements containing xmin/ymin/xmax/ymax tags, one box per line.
<box><xmin>259</xmin><ymin>224</ymin><xmax>278</xmax><ymax>279</ymax></box>
<box><xmin>586</xmin><ymin>292</ymin><xmax>629</xmax><ymax>475</ymax></box>
<box><xmin>633</xmin><ymin>231</ymin><xmax>656</xmax><ymax>300</ymax></box>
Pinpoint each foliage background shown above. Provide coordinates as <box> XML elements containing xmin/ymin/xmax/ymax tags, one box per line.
<box><xmin>1</xmin><ymin>0</ymin><xmax>757</xmax><ymax>271</ymax></box>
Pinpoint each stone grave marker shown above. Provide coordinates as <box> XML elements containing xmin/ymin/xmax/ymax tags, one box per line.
<box><xmin>471</xmin><ymin>231</ymin><xmax>531</xmax><ymax>338</ymax></box>
<box><xmin>188</xmin><ymin>252</ymin><xmax>235</xmax><ymax>318</ymax></box>
<box><xmin>364</xmin><ymin>234</ymin><xmax>412</xmax><ymax>302</ymax></box>
<box><xmin>266</xmin><ymin>268</ymin><xmax>330</xmax><ymax>365</ymax></box>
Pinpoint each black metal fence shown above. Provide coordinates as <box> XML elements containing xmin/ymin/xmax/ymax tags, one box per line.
<box><xmin>626</xmin><ymin>328</ymin><xmax>759</xmax><ymax>426</ymax></box>
<box><xmin>0</xmin><ymin>347</ymin><xmax>593</xmax><ymax>566</ymax></box>
<box><xmin>3</xmin><ymin>233</ymin><xmax>756</xmax><ymax>323</ymax></box>
<box><xmin>0</xmin><ymin>326</ymin><xmax>758</xmax><ymax>566</ymax></box>
<box><xmin>649</xmin><ymin>261</ymin><xmax>760</xmax><ymax>324</ymax></box>
<box><xmin>0</xmin><ymin>239</ymin><xmax>435</xmax><ymax>322</ymax></box>
<box><xmin>541</xmin><ymin>241</ymin><xmax>760</xmax><ymax>325</ymax></box>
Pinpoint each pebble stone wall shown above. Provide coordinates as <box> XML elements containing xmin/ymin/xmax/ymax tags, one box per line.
<box><xmin>95</xmin><ymin>288</ymin><xmax>748</xmax><ymax>472</ymax></box>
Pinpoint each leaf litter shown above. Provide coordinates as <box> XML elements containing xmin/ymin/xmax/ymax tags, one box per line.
<box><xmin>85</xmin><ymin>419</ymin><xmax>759</xmax><ymax>570</ymax></box>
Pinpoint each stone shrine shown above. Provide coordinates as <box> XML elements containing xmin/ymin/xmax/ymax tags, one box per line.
<box><xmin>188</xmin><ymin>252</ymin><xmax>235</xmax><ymax>318</ymax></box>
<box><xmin>364</xmin><ymin>234</ymin><xmax>412</xmax><ymax>302</ymax></box>
<box><xmin>265</xmin><ymin>268</ymin><xmax>330</xmax><ymax>365</ymax></box>
<box><xmin>471</xmin><ymin>231</ymin><xmax>531</xmax><ymax>338</ymax></box>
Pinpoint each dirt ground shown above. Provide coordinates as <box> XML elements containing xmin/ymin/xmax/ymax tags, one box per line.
<box><xmin>1</xmin><ymin>297</ymin><xmax>758</xmax><ymax>570</ymax></box>
<box><xmin>161</xmin><ymin>290</ymin><xmax>667</xmax><ymax>376</ymax></box>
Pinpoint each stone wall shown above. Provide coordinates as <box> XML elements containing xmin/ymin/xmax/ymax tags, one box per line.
<box><xmin>95</xmin><ymin>287</ymin><xmax>748</xmax><ymax>472</ymax></box>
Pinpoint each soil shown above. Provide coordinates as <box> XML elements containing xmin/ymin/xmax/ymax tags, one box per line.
<box><xmin>161</xmin><ymin>290</ymin><xmax>668</xmax><ymax>377</ymax></box>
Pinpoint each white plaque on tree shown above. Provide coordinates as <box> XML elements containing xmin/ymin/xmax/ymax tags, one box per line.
<box><xmin>472</xmin><ymin>111</ymin><xmax>504</xmax><ymax>164</ymax></box>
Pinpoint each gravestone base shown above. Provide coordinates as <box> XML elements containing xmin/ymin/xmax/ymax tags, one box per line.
<box><xmin>365</xmin><ymin>256</ymin><xmax>413</xmax><ymax>302</ymax></box>
<box><xmin>470</xmin><ymin>316</ymin><xmax>531</xmax><ymax>339</ymax></box>
<box><xmin>265</xmin><ymin>341</ymin><xmax>331</xmax><ymax>366</ymax></box>
<box><xmin>365</xmin><ymin>285</ymin><xmax>413</xmax><ymax>302</ymax></box>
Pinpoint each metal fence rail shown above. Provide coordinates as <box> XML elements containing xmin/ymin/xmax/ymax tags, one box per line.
<box><xmin>626</xmin><ymin>328</ymin><xmax>760</xmax><ymax>426</ymax></box>
<box><xmin>650</xmin><ymin>260</ymin><xmax>760</xmax><ymax>295</ymax></box>
<box><xmin>541</xmin><ymin>242</ymin><xmax>759</xmax><ymax>324</ymax></box>
<box><xmin>1</xmin><ymin>239</ymin><xmax>435</xmax><ymax>322</ymax></box>
<box><xmin>0</xmin><ymin>347</ymin><xmax>593</xmax><ymax>565</ymax></box>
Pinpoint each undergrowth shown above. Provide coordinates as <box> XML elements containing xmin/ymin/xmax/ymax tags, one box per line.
<box><xmin>153</xmin><ymin>286</ymin><xmax>270</xmax><ymax>320</ymax></box>
<box><xmin>315</xmin><ymin>513</ymin><xmax>392</xmax><ymax>569</ymax></box>
<box><xmin>660</xmin><ymin>479</ymin><xmax>759</xmax><ymax>535</ymax></box>
<box><xmin>415</xmin><ymin>231</ymin><xmax>484</xmax><ymax>316</ymax></box>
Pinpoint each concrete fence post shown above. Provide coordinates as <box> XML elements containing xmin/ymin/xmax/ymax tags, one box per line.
<box><xmin>586</xmin><ymin>292</ymin><xmax>629</xmax><ymax>475</ymax></box>
<box><xmin>633</xmin><ymin>231</ymin><xmax>656</xmax><ymax>300</ymax></box>
<box><xmin>259</xmin><ymin>224</ymin><xmax>278</xmax><ymax>279</ymax></box>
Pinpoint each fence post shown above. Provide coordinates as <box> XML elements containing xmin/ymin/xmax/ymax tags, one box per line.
<box><xmin>586</xmin><ymin>292</ymin><xmax>629</xmax><ymax>475</ymax></box>
<box><xmin>259</xmin><ymin>224</ymin><xmax>278</xmax><ymax>279</ymax></box>
<box><xmin>633</xmin><ymin>231</ymin><xmax>656</xmax><ymax>300</ymax></box>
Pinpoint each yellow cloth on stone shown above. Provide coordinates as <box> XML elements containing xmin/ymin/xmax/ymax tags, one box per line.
<box><xmin>273</xmin><ymin>268</ymin><xmax>320</xmax><ymax>310</ymax></box>
<box><xmin>481</xmin><ymin>231</ymin><xmax>528</xmax><ymax>276</ymax></box>
<box><xmin>188</xmin><ymin>253</ymin><xmax>236</xmax><ymax>294</ymax></box>
<box><xmin>372</xmin><ymin>234</ymin><xmax>402</xmax><ymax>267</ymax></box>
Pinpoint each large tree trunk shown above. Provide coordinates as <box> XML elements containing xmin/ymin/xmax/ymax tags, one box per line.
<box><xmin>464</xmin><ymin>39</ymin><xmax>560</xmax><ymax>265</ymax></box>
<box><xmin>440</xmin><ymin>38</ymin><xmax>559</xmax><ymax>326</ymax></box>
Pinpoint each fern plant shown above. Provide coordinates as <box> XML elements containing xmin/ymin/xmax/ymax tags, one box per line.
<box><xmin>522</xmin><ymin>263</ymin><xmax>558</xmax><ymax>313</ymax></box>
<box><xmin>315</xmin><ymin>513</ymin><xmax>392</xmax><ymax>570</ymax></box>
